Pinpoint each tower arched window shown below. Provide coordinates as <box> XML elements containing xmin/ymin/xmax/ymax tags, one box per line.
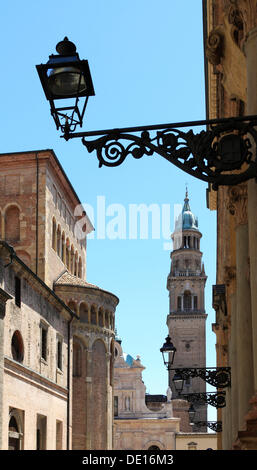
<box><xmin>184</xmin><ymin>291</ymin><xmax>192</xmax><ymax>310</ymax></box>
<box><xmin>177</xmin><ymin>296</ymin><xmax>182</xmax><ymax>311</ymax></box>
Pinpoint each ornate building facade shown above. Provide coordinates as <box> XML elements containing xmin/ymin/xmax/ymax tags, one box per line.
<box><xmin>113</xmin><ymin>336</ymin><xmax>181</xmax><ymax>450</ymax></box>
<box><xmin>113</xmin><ymin>335</ymin><xmax>217</xmax><ymax>450</ymax></box>
<box><xmin>166</xmin><ymin>192</ymin><xmax>208</xmax><ymax>431</ymax></box>
<box><xmin>203</xmin><ymin>0</ymin><xmax>257</xmax><ymax>450</ymax></box>
<box><xmin>0</xmin><ymin>149</ymin><xmax>119</xmax><ymax>450</ymax></box>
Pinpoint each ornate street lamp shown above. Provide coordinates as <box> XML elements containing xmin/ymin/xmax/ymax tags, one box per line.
<box><xmin>37</xmin><ymin>38</ymin><xmax>257</xmax><ymax>190</ymax></box>
<box><xmin>188</xmin><ymin>404</ymin><xmax>222</xmax><ymax>432</ymax></box>
<box><xmin>36</xmin><ymin>37</ymin><xmax>95</xmax><ymax>136</ymax></box>
<box><xmin>160</xmin><ymin>336</ymin><xmax>176</xmax><ymax>368</ymax></box>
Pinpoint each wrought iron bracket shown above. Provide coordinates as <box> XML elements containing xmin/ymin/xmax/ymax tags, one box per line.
<box><xmin>193</xmin><ymin>421</ymin><xmax>222</xmax><ymax>433</ymax></box>
<box><xmin>181</xmin><ymin>391</ymin><xmax>226</xmax><ymax>408</ymax></box>
<box><xmin>171</xmin><ymin>366</ymin><xmax>231</xmax><ymax>388</ymax></box>
<box><xmin>62</xmin><ymin>114</ymin><xmax>257</xmax><ymax>189</ymax></box>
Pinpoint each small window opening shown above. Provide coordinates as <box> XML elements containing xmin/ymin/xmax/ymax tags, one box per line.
<box><xmin>15</xmin><ymin>277</ymin><xmax>21</xmax><ymax>307</ymax></box>
<box><xmin>41</xmin><ymin>327</ymin><xmax>47</xmax><ymax>361</ymax></box>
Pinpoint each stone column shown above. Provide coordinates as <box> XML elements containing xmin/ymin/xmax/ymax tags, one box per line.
<box><xmin>244</xmin><ymin>27</ymin><xmax>257</xmax><ymax>394</ymax></box>
<box><xmin>228</xmin><ymin>184</ymin><xmax>254</xmax><ymax>430</ymax></box>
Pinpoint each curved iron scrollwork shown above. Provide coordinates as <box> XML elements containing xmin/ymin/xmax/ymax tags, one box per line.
<box><xmin>81</xmin><ymin>116</ymin><xmax>257</xmax><ymax>189</ymax></box>
<box><xmin>182</xmin><ymin>391</ymin><xmax>226</xmax><ymax>408</ymax></box>
<box><xmin>173</xmin><ymin>367</ymin><xmax>231</xmax><ymax>388</ymax></box>
<box><xmin>194</xmin><ymin>421</ymin><xmax>222</xmax><ymax>433</ymax></box>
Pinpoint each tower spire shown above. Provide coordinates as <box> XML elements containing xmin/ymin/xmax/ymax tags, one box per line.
<box><xmin>185</xmin><ymin>184</ymin><xmax>188</xmax><ymax>200</ymax></box>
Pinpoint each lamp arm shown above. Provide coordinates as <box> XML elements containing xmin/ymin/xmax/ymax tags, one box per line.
<box><xmin>72</xmin><ymin>117</ymin><xmax>257</xmax><ymax>189</ymax></box>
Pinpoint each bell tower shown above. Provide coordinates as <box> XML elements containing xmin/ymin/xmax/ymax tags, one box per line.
<box><xmin>166</xmin><ymin>190</ymin><xmax>208</xmax><ymax>428</ymax></box>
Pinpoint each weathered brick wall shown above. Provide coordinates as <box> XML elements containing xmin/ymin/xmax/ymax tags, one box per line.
<box><xmin>72</xmin><ymin>338</ymin><xmax>87</xmax><ymax>450</ymax></box>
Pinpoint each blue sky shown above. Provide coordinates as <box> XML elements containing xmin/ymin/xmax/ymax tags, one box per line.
<box><xmin>2</xmin><ymin>1</ymin><xmax>217</xmax><ymax>422</ymax></box>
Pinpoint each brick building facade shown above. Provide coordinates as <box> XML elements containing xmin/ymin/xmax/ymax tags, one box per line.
<box><xmin>0</xmin><ymin>149</ymin><xmax>119</xmax><ymax>450</ymax></box>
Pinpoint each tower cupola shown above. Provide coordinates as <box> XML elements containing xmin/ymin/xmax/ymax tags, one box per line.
<box><xmin>174</xmin><ymin>189</ymin><xmax>199</xmax><ymax>233</ymax></box>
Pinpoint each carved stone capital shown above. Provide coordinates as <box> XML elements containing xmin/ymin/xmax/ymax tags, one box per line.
<box><xmin>206</xmin><ymin>27</ymin><xmax>224</xmax><ymax>65</ymax></box>
<box><xmin>227</xmin><ymin>183</ymin><xmax>248</xmax><ymax>225</ymax></box>
<box><xmin>225</xmin><ymin>0</ymin><xmax>257</xmax><ymax>41</ymax></box>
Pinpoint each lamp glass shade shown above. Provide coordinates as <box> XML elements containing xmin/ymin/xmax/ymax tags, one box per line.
<box><xmin>47</xmin><ymin>66</ymin><xmax>87</xmax><ymax>97</ymax></box>
<box><xmin>173</xmin><ymin>372</ymin><xmax>184</xmax><ymax>393</ymax></box>
<box><xmin>160</xmin><ymin>336</ymin><xmax>176</xmax><ymax>367</ymax></box>
<box><xmin>188</xmin><ymin>404</ymin><xmax>196</xmax><ymax>423</ymax></box>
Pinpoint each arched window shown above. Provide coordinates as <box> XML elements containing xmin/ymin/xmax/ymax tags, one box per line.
<box><xmin>57</xmin><ymin>225</ymin><xmax>61</xmax><ymax>257</ymax></box>
<box><xmin>177</xmin><ymin>296</ymin><xmax>182</xmax><ymax>311</ymax></box>
<box><xmin>8</xmin><ymin>412</ymin><xmax>23</xmax><ymax>450</ymax></box>
<box><xmin>74</xmin><ymin>252</ymin><xmax>78</xmax><ymax>276</ymax></box>
<box><xmin>148</xmin><ymin>445</ymin><xmax>160</xmax><ymax>450</ymax></box>
<box><xmin>79</xmin><ymin>303</ymin><xmax>89</xmax><ymax>323</ymax></box>
<box><xmin>5</xmin><ymin>206</ymin><xmax>20</xmax><ymax>242</ymax></box>
<box><xmin>91</xmin><ymin>305</ymin><xmax>97</xmax><ymax>325</ymax></box>
<box><xmin>98</xmin><ymin>308</ymin><xmax>104</xmax><ymax>327</ymax></box>
<box><xmin>52</xmin><ymin>218</ymin><xmax>57</xmax><ymax>250</ymax></box>
<box><xmin>66</xmin><ymin>239</ymin><xmax>70</xmax><ymax>270</ymax></box>
<box><xmin>11</xmin><ymin>330</ymin><xmax>24</xmax><ymax>363</ymax></box>
<box><xmin>61</xmin><ymin>232</ymin><xmax>65</xmax><ymax>262</ymax></box>
<box><xmin>71</xmin><ymin>246</ymin><xmax>75</xmax><ymax>275</ymax></box>
<box><xmin>78</xmin><ymin>257</ymin><xmax>82</xmax><ymax>278</ymax></box>
<box><xmin>184</xmin><ymin>291</ymin><xmax>192</xmax><ymax>310</ymax></box>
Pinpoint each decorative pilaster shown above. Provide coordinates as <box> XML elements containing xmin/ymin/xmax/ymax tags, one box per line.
<box><xmin>228</xmin><ymin>183</ymin><xmax>254</xmax><ymax>430</ymax></box>
<box><xmin>244</xmin><ymin>25</ymin><xmax>257</xmax><ymax>396</ymax></box>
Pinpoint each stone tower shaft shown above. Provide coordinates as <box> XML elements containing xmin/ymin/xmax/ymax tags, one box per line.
<box><xmin>166</xmin><ymin>193</ymin><xmax>208</xmax><ymax>430</ymax></box>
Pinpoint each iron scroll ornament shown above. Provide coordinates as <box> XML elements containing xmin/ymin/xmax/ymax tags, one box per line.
<box><xmin>181</xmin><ymin>391</ymin><xmax>226</xmax><ymax>409</ymax></box>
<box><xmin>172</xmin><ymin>367</ymin><xmax>231</xmax><ymax>388</ymax></box>
<box><xmin>193</xmin><ymin>421</ymin><xmax>222</xmax><ymax>433</ymax></box>
<box><xmin>78</xmin><ymin>117</ymin><xmax>257</xmax><ymax>190</ymax></box>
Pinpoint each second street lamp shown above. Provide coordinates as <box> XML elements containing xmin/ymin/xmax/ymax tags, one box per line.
<box><xmin>160</xmin><ymin>336</ymin><xmax>176</xmax><ymax>369</ymax></box>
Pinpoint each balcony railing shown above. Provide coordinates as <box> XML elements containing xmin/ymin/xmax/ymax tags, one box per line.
<box><xmin>171</xmin><ymin>270</ymin><xmax>203</xmax><ymax>277</ymax></box>
<box><xmin>170</xmin><ymin>308</ymin><xmax>206</xmax><ymax>314</ymax></box>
